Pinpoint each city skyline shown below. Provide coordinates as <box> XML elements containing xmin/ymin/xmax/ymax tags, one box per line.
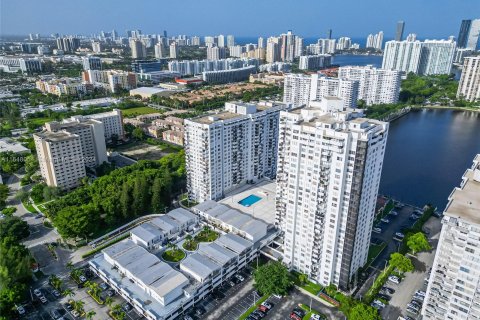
<box><xmin>1</xmin><ymin>0</ymin><xmax>479</xmax><ymax>38</ymax></box>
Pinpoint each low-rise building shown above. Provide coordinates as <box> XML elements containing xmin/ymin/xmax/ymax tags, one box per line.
<box><xmin>202</xmin><ymin>65</ymin><xmax>256</xmax><ymax>84</ymax></box>
<box><xmin>0</xmin><ymin>138</ymin><xmax>31</xmax><ymax>154</ymax></box>
<box><xmin>130</xmin><ymin>87</ymin><xmax>170</xmax><ymax>99</ymax></box>
<box><xmin>162</xmin><ymin>130</ymin><xmax>184</xmax><ymax>146</ymax></box>
<box><xmin>36</xmin><ymin>78</ymin><xmax>87</xmax><ymax>96</ymax></box>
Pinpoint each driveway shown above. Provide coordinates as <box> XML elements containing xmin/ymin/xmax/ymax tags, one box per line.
<box><xmin>380</xmin><ymin>216</ymin><xmax>442</xmax><ymax>320</ymax></box>
<box><xmin>263</xmin><ymin>288</ymin><xmax>344</xmax><ymax>320</ymax></box>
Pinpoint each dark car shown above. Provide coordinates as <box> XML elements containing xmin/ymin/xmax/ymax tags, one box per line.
<box><xmin>249</xmin><ymin>313</ymin><xmax>260</xmax><ymax>320</ymax></box>
<box><xmin>232</xmin><ymin>277</ymin><xmax>241</xmax><ymax>284</ymax></box>
<box><xmin>253</xmin><ymin>310</ymin><xmax>265</xmax><ymax>318</ymax></box>
<box><xmin>377</xmin><ymin>294</ymin><xmax>391</xmax><ymax>301</ymax></box>
<box><xmin>382</xmin><ymin>286</ymin><xmax>395</xmax><ymax>294</ymax></box>
<box><xmin>290</xmin><ymin>313</ymin><xmax>302</xmax><ymax>320</ymax></box>
<box><xmin>212</xmin><ymin>291</ymin><xmax>225</xmax><ymax>301</ymax></box>
<box><xmin>292</xmin><ymin>308</ymin><xmax>306</xmax><ymax>318</ymax></box>
<box><xmin>64</xmin><ymin>302</ymin><xmax>73</xmax><ymax>311</ymax></box>
<box><xmin>106</xmin><ymin>289</ymin><xmax>115</xmax><ymax>297</ymax></box>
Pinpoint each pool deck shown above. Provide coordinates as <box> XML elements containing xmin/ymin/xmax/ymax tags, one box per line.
<box><xmin>219</xmin><ymin>179</ymin><xmax>276</xmax><ymax>225</ymax></box>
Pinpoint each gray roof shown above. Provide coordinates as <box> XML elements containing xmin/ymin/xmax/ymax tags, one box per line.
<box><xmin>193</xmin><ymin>200</ymin><xmax>218</xmax><ymax>212</ymax></box>
<box><xmin>198</xmin><ymin>242</ymin><xmax>236</xmax><ymax>266</ymax></box>
<box><xmin>150</xmin><ymin>215</ymin><xmax>180</xmax><ymax>233</ymax></box>
<box><xmin>181</xmin><ymin>253</ymin><xmax>221</xmax><ymax>280</ymax></box>
<box><xmin>167</xmin><ymin>208</ymin><xmax>197</xmax><ymax>225</ymax></box>
<box><xmin>130</xmin><ymin>223</ymin><xmax>161</xmax><ymax>243</ymax></box>
<box><xmin>215</xmin><ymin>233</ymin><xmax>253</xmax><ymax>254</ymax></box>
<box><xmin>102</xmin><ymin>240</ymin><xmax>188</xmax><ymax>300</ymax></box>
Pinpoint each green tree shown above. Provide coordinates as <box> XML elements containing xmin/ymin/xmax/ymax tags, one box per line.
<box><xmin>389</xmin><ymin>253</ymin><xmax>414</xmax><ymax>273</ymax></box>
<box><xmin>73</xmin><ymin>300</ymin><xmax>85</xmax><ymax>314</ymax></box>
<box><xmin>253</xmin><ymin>261</ymin><xmax>291</xmax><ymax>296</ymax></box>
<box><xmin>49</xmin><ymin>275</ymin><xmax>63</xmax><ymax>290</ymax></box>
<box><xmin>349</xmin><ymin>303</ymin><xmax>381</xmax><ymax>320</ymax></box>
<box><xmin>24</xmin><ymin>154</ymin><xmax>39</xmax><ymax>174</ymax></box>
<box><xmin>407</xmin><ymin>232</ymin><xmax>432</xmax><ymax>254</ymax></box>
<box><xmin>0</xmin><ymin>217</ymin><xmax>29</xmax><ymax>241</ymax></box>
<box><xmin>54</xmin><ymin>205</ymin><xmax>99</xmax><ymax>239</ymax></box>
<box><xmin>132</xmin><ymin>176</ymin><xmax>148</xmax><ymax>216</ymax></box>
<box><xmin>151</xmin><ymin>177</ymin><xmax>164</xmax><ymax>213</ymax></box>
<box><xmin>86</xmin><ymin>310</ymin><xmax>96</xmax><ymax>320</ymax></box>
<box><xmin>119</xmin><ymin>182</ymin><xmax>130</xmax><ymax>219</ymax></box>
<box><xmin>62</xmin><ymin>288</ymin><xmax>74</xmax><ymax>298</ymax></box>
<box><xmin>132</xmin><ymin>127</ymin><xmax>145</xmax><ymax>140</ymax></box>
<box><xmin>0</xmin><ymin>184</ymin><xmax>10</xmax><ymax>209</ymax></box>
<box><xmin>30</xmin><ymin>183</ymin><xmax>45</xmax><ymax>203</ymax></box>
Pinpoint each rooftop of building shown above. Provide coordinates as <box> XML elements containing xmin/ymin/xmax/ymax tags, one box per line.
<box><xmin>444</xmin><ymin>154</ymin><xmax>480</xmax><ymax>225</ymax></box>
<box><xmin>129</xmin><ymin>87</ymin><xmax>167</xmax><ymax>94</ymax></box>
<box><xmin>34</xmin><ymin>130</ymin><xmax>78</xmax><ymax>142</ymax></box>
<box><xmin>0</xmin><ymin>138</ymin><xmax>30</xmax><ymax>154</ymax></box>
<box><xmin>188</xmin><ymin>101</ymin><xmax>287</xmax><ymax>125</ymax></box>
<box><xmin>219</xmin><ymin>179</ymin><xmax>276</xmax><ymax>225</ymax></box>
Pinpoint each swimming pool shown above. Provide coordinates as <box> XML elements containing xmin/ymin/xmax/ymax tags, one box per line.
<box><xmin>238</xmin><ymin>194</ymin><xmax>262</xmax><ymax>207</ymax></box>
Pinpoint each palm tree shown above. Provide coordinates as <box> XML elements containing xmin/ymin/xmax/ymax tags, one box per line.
<box><xmin>66</xmin><ymin>261</ymin><xmax>74</xmax><ymax>271</ymax></box>
<box><xmin>86</xmin><ymin>310</ymin><xmax>96</xmax><ymax>320</ymax></box>
<box><xmin>62</xmin><ymin>288</ymin><xmax>74</xmax><ymax>298</ymax></box>
<box><xmin>104</xmin><ymin>296</ymin><xmax>114</xmax><ymax>308</ymax></box>
<box><xmin>74</xmin><ymin>300</ymin><xmax>85</xmax><ymax>314</ymax></box>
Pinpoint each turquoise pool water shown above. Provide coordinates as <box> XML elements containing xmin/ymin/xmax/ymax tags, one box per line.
<box><xmin>238</xmin><ymin>194</ymin><xmax>262</xmax><ymax>207</ymax></box>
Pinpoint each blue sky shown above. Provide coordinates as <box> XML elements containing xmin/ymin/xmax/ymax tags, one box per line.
<box><xmin>1</xmin><ymin>0</ymin><xmax>478</xmax><ymax>39</ymax></box>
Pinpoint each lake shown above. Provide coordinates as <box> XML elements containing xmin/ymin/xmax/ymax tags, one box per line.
<box><xmin>379</xmin><ymin>108</ymin><xmax>480</xmax><ymax>210</ymax></box>
<box><xmin>332</xmin><ymin>54</ymin><xmax>383</xmax><ymax>68</ymax></box>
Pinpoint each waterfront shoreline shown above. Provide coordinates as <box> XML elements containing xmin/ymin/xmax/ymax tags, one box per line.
<box><xmin>411</xmin><ymin>105</ymin><xmax>480</xmax><ymax>113</ymax></box>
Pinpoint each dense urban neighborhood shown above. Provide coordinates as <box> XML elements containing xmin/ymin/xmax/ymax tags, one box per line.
<box><xmin>1</xmin><ymin>3</ymin><xmax>480</xmax><ymax>320</ymax></box>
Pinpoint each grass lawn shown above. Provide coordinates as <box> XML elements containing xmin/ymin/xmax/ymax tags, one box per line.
<box><xmin>291</xmin><ymin>271</ymin><xmax>323</xmax><ymax>295</ymax></box>
<box><xmin>182</xmin><ymin>240</ymin><xmax>198</xmax><ymax>251</ymax></box>
<box><xmin>194</xmin><ymin>229</ymin><xmax>219</xmax><ymax>242</ymax></box>
<box><xmin>366</xmin><ymin>242</ymin><xmax>387</xmax><ymax>266</ymax></box>
<box><xmin>27</xmin><ymin>117</ymin><xmax>54</xmax><ymax>127</ymax></box>
<box><xmin>121</xmin><ymin>106</ymin><xmax>158</xmax><ymax>116</ymax></box>
<box><xmin>162</xmin><ymin>249</ymin><xmax>186</xmax><ymax>262</ymax></box>
<box><xmin>22</xmin><ymin>199</ymin><xmax>37</xmax><ymax>213</ymax></box>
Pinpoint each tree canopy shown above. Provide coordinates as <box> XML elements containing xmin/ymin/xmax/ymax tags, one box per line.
<box><xmin>253</xmin><ymin>261</ymin><xmax>292</xmax><ymax>296</ymax></box>
<box><xmin>407</xmin><ymin>232</ymin><xmax>432</xmax><ymax>254</ymax></box>
<box><xmin>0</xmin><ymin>216</ymin><xmax>29</xmax><ymax>241</ymax></box>
<box><xmin>44</xmin><ymin>151</ymin><xmax>185</xmax><ymax>239</ymax></box>
<box><xmin>349</xmin><ymin>303</ymin><xmax>382</xmax><ymax>320</ymax></box>
<box><xmin>389</xmin><ymin>253</ymin><xmax>414</xmax><ymax>273</ymax></box>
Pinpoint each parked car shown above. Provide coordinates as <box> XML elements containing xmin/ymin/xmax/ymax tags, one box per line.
<box><xmin>33</xmin><ymin>289</ymin><xmax>42</xmax><ymax>297</ymax></box>
<box><xmin>194</xmin><ymin>307</ymin><xmax>205</xmax><ymax>316</ymax></box>
<box><xmin>254</xmin><ymin>310</ymin><xmax>265</xmax><ymax>318</ymax></box>
<box><xmin>413</xmin><ymin>295</ymin><xmax>425</xmax><ymax>302</ymax></box>
<box><xmin>373</xmin><ymin>300</ymin><xmax>385</xmax><ymax>308</ymax></box>
<box><xmin>381</xmin><ymin>286</ymin><xmax>395</xmax><ymax>294</ymax></box>
<box><xmin>377</xmin><ymin>294</ymin><xmax>391</xmax><ymax>301</ymax></box>
<box><xmin>79</xmin><ymin>275</ymin><xmax>87</xmax><ymax>283</ymax></box>
<box><xmin>372</xmin><ymin>227</ymin><xmax>382</xmax><ymax>234</ymax></box>
<box><xmin>229</xmin><ymin>280</ymin><xmax>236</xmax><ymax>287</ymax></box>
<box><xmin>292</xmin><ymin>308</ymin><xmax>306</xmax><ymax>318</ymax></box>
<box><xmin>380</xmin><ymin>218</ymin><xmax>390</xmax><ymax>224</ymax></box>
<box><xmin>395</xmin><ymin>232</ymin><xmax>405</xmax><ymax>239</ymax></box>
<box><xmin>258</xmin><ymin>304</ymin><xmax>268</xmax><ymax>313</ymax></box>
<box><xmin>99</xmin><ymin>283</ymin><xmax>109</xmax><ymax>290</ymax></box>
<box><xmin>310</xmin><ymin>314</ymin><xmax>322</xmax><ymax>320</ymax></box>
<box><xmin>249</xmin><ymin>313</ymin><xmax>260</xmax><ymax>320</ymax></box>
<box><xmin>122</xmin><ymin>303</ymin><xmax>132</xmax><ymax>312</ymax></box>
<box><xmin>407</xmin><ymin>303</ymin><xmax>419</xmax><ymax>311</ymax></box>
<box><xmin>17</xmin><ymin>305</ymin><xmax>25</xmax><ymax>315</ymax></box>
<box><xmin>388</xmin><ymin>275</ymin><xmax>400</xmax><ymax>284</ymax></box>
<box><xmin>407</xmin><ymin>307</ymin><xmax>419</xmax><ymax>314</ymax></box>
<box><xmin>64</xmin><ymin>302</ymin><xmax>73</xmax><ymax>311</ymax></box>
<box><xmin>290</xmin><ymin>313</ymin><xmax>302</xmax><ymax>320</ymax></box>
<box><xmin>261</xmin><ymin>301</ymin><xmax>273</xmax><ymax>310</ymax></box>
<box><xmin>415</xmin><ymin>290</ymin><xmax>426</xmax><ymax>297</ymax></box>
<box><xmin>410</xmin><ymin>300</ymin><xmax>422</xmax><ymax>308</ymax></box>
<box><xmin>51</xmin><ymin>309</ymin><xmax>61</xmax><ymax>319</ymax></box>
<box><xmin>235</xmin><ymin>274</ymin><xmax>245</xmax><ymax>282</ymax></box>
<box><xmin>370</xmin><ymin>302</ymin><xmax>383</xmax><ymax>310</ymax></box>
<box><xmin>52</xmin><ymin>289</ymin><xmax>61</xmax><ymax>298</ymax></box>
<box><xmin>389</xmin><ymin>211</ymin><xmax>399</xmax><ymax>216</ymax></box>
<box><xmin>183</xmin><ymin>316</ymin><xmax>194</xmax><ymax>320</ymax></box>
<box><xmin>106</xmin><ymin>289</ymin><xmax>115</xmax><ymax>297</ymax></box>
<box><xmin>212</xmin><ymin>291</ymin><xmax>226</xmax><ymax>301</ymax></box>
<box><xmin>71</xmin><ymin>310</ymin><xmax>80</xmax><ymax>318</ymax></box>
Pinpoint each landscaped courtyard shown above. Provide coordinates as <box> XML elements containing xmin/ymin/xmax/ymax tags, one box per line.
<box><xmin>162</xmin><ymin>247</ymin><xmax>186</xmax><ymax>262</ymax></box>
<box><xmin>194</xmin><ymin>227</ymin><xmax>219</xmax><ymax>243</ymax></box>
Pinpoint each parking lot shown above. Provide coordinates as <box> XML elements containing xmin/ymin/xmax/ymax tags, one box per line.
<box><xmin>204</xmin><ymin>269</ymin><xmax>259</xmax><ymax>320</ymax></box>
<box><xmin>380</xmin><ymin>216</ymin><xmax>442</xmax><ymax>320</ymax></box>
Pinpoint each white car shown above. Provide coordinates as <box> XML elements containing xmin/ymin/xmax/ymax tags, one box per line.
<box><xmin>39</xmin><ymin>296</ymin><xmax>48</xmax><ymax>304</ymax></box>
<box><xmin>373</xmin><ymin>300</ymin><xmax>386</xmax><ymax>308</ymax></box>
<box><xmin>415</xmin><ymin>290</ymin><xmax>426</xmax><ymax>297</ymax></box>
<box><xmin>71</xmin><ymin>310</ymin><xmax>80</xmax><ymax>318</ymax></box>
<box><xmin>407</xmin><ymin>303</ymin><xmax>419</xmax><ymax>311</ymax></box>
<box><xmin>395</xmin><ymin>232</ymin><xmax>405</xmax><ymax>238</ymax></box>
<box><xmin>310</xmin><ymin>314</ymin><xmax>321</xmax><ymax>320</ymax></box>
<box><xmin>17</xmin><ymin>306</ymin><xmax>25</xmax><ymax>315</ymax></box>
<box><xmin>79</xmin><ymin>275</ymin><xmax>87</xmax><ymax>283</ymax></box>
<box><xmin>380</xmin><ymin>218</ymin><xmax>390</xmax><ymax>223</ymax></box>
<box><xmin>388</xmin><ymin>275</ymin><xmax>400</xmax><ymax>284</ymax></box>
<box><xmin>33</xmin><ymin>289</ymin><xmax>42</xmax><ymax>297</ymax></box>
<box><xmin>372</xmin><ymin>227</ymin><xmax>382</xmax><ymax>234</ymax></box>
<box><xmin>235</xmin><ymin>274</ymin><xmax>245</xmax><ymax>282</ymax></box>
<box><xmin>389</xmin><ymin>211</ymin><xmax>399</xmax><ymax>216</ymax></box>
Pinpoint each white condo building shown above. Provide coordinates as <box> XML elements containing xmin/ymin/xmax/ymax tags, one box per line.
<box><xmin>299</xmin><ymin>55</ymin><xmax>332</xmax><ymax>71</ymax></box>
<box><xmin>70</xmin><ymin>109</ymin><xmax>125</xmax><ymax>141</ymax></box>
<box><xmin>34</xmin><ymin>131</ymin><xmax>86</xmax><ymax>190</ymax></box>
<box><xmin>457</xmin><ymin>56</ymin><xmax>480</xmax><ymax>102</ymax></box>
<box><xmin>422</xmin><ymin>154</ymin><xmax>480</xmax><ymax>320</ymax></box>
<box><xmin>383</xmin><ymin>39</ymin><xmax>456</xmax><ymax>75</ymax></box>
<box><xmin>283</xmin><ymin>73</ymin><xmax>359</xmax><ymax>109</ymax></box>
<box><xmin>275</xmin><ymin>98</ymin><xmax>388</xmax><ymax>291</ymax></box>
<box><xmin>338</xmin><ymin>65</ymin><xmax>401</xmax><ymax>105</ymax></box>
<box><xmin>185</xmin><ymin>101</ymin><xmax>290</xmax><ymax>202</ymax></box>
